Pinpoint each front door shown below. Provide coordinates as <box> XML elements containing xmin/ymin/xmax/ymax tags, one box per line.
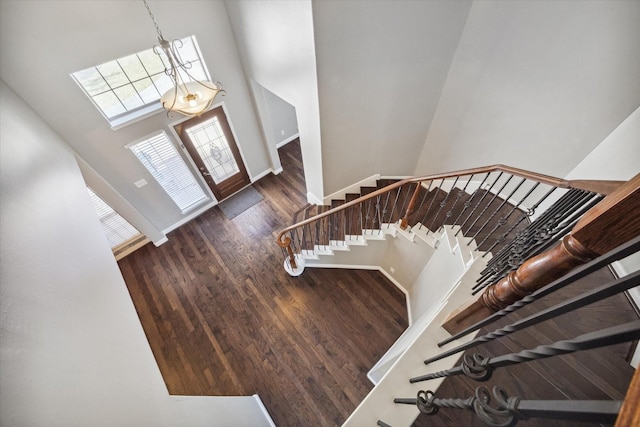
<box><xmin>174</xmin><ymin>106</ymin><xmax>250</xmax><ymax>201</ymax></box>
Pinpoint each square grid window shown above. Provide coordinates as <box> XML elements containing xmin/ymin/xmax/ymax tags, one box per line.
<box><xmin>71</xmin><ymin>35</ymin><xmax>210</xmax><ymax>125</ymax></box>
<box><xmin>128</xmin><ymin>131</ymin><xmax>208</xmax><ymax>213</ymax></box>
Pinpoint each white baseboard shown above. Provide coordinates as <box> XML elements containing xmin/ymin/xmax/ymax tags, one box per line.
<box><xmin>153</xmin><ymin>236</ymin><xmax>168</xmax><ymax>247</ymax></box>
<box><xmin>304</xmin><ymin>263</ymin><xmax>413</xmax><ymax>326</ymax></box>
<box><xmin>161</xmin><ymin>200</ymin><xmax>217</xmax><ymax>236</ymax></box>
<box><xmin>251</xmin><ymin>168</ymin><xmax>276</xmax><ymax>182</ymax></box>
<box><xmin>276</xmin><ymin>133</ymin><xmax>300</xmax><ymax>149</ymax></box>
<box><xmin>307</xmin><ymin>191</ymin><xmax>323</xmax><ymax>205</ymax></box>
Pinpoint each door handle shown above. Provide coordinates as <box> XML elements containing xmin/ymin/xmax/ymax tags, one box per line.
<box><xmin>202</xmin><ymin>171</ymin><xmax>211</xmax><ymax>176</ymax></box>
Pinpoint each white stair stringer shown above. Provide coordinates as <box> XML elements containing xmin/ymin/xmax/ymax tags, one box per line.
<box><xmin>342</xmin><ymin>252</ymin><xmax>491</xmax><ymax>427</ymax></box>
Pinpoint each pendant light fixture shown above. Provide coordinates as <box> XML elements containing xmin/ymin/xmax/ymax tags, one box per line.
<box><xmin>143</xmin><ymin>0</ymin><xmax>225</xmax><ymax>117</ymax></box>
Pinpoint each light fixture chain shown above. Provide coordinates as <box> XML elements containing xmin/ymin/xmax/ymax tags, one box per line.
<box><xmin>142</xmin><ymin>0</ymin><xmax>163</xmax><ymax>40</ymax></box>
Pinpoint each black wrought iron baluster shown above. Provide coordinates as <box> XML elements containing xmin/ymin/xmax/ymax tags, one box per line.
<box><xmin>412</xmin><ymin>320</ymin><xmax>640</xmax><ymax>383</ymax></box>
<box><xmin>473</xmin><ymin>189</ymin><xmax>598</xmax><ymax>293</ymax></box>
<box><xmin>416</xmin><ymin>180</ymin><xmax>435</xmax><ymax>230</ymax></box>
<box><xmin>346</xmin><ymin>201</ymin><xmax>353</xmax><ymax>241</ymax></box>
<box><xmin>486</xmin><ymin>189</ymin><xmax>579</xmax><ymax>267</ymax></box>
<box><xmin>480</xmin><ymin>185</ymin><xmax>556</xmax><ymax>257</ymax></box>
<box><xmin>520</xmin><ymin>192</ymin><xmax>602</xmax><ymax>257</ymax></box>
<box><xmin>468</xmin><ymin>177</ymin><xmax>526</xmax><ymax>245</ymax></box>
<box><xmin>309</xmin><ymin>222</ymin><xmax>317</xmax><ymax>254</ymax></box>
<box><xmin>475</xmin><ymin>181</ymin><xmax>540</xmax><ymax>254</ymax></box>
<box><xmin>358</xmin><ymin>201</ymin><xmax>365</xmax><ymax>236</ymax></box>
<box><xmin>475</xmin><ymin>192</ymin><xmax>603</xmax><ymax>294</ymax></box>
<box><xmin>438</xmin><ymin>235</ymin><xmax>640</xmax><ymax>347</ymax></box>
<box><xmin>476</xmin><ymin>189</ymin><xmax>578</xmax><ymax>284</ymax></box>
<box><xmin>381</xmin><ymin>189</ymin><xmax>392</xmax><ymax>226</ymax></box>
<box><xmin>323</xmin><ymin>212</ymin><xmax>329</xmax><ymax>249</ymax></box>
<box><xmin>442</xmin><ymin>174</ymin><xmax>475</xmax><ymax>230</ymax></box>
<box><xmin>457</xmin><ymin>172</ymin><xmax>504</xmax><ymax>236</ymax></box>
<box><xmin>452</xmin><ymin>173</ymin><xmax>491</xmax><ymax>227</ymax></box>
<box><xmin>342</xmin><ymin>205</ymin><xmax>347</xmax><ymax>245</ymax></box>
<box><xmin>387</xmin><ymin>184</ymin><xmax>404</xmax><ymax>225</ymax></box>
<box><xmin>425</xmin><ymin>270</ymin><xmax>640</xmax><ymax>364</ymax></box>
<box><xmin>363</xmin><ymin>196</ymin><xmax>373</xmax><ymax>233</ymax></box>
<box><xmin>419</xmin><ymin>179</ymin><xmax>445</xmax><ymax>232</ymax></box>
<box><xmin>293</xmin><ymin>228</ymin><xmax>303</xmax><ymax>255</ymax></box>
<box><xmin>395</xmin><ymin>390</ymin><xmax>476</xmax><ymax>414</ymax></box>
<box><xmin>374</xmin><ymin>195</ymin><xmax>382</xmax><ymax>234</ymax></box>
<box><xmin>397</xmin><ymin>387</ymin><xmax>622</xmax><ymax>426</ymax></box>
<box><xmin>429</xmin><ymin>176</ymin><xmax>460</xmax><ymax>231</ymax></box>
<box><xmin>311</xmin><ymin>221</ymin><xmax>318</xmax><ymax>254</ymax></box>
<box><xmin>463</xmin><ymin>174</ymin><xmax>514</xmax><ymax>237</ymax></box>
<box><xmin>399</xmin><ymin>183</ymin><xmax>416</xmax><ymax>222</ymax></box>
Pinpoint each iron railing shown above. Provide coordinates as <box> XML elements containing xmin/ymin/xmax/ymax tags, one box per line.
<box><xmin>277</xmin><ymin>165</ymin><xmax>618</xmax><ymax>275</ymax></box>
<box><xmin>392</xmin><ymin>236</ymin><xmax>640</xmax><ymax>426</ymax></box>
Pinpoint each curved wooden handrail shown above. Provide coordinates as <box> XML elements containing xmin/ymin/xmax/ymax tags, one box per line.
<box><xmin>276</xmin><ymin>164</ymin><xmax>622</xmax><ymax>247</ymax></box>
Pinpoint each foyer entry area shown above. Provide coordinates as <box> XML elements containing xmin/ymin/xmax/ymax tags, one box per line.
<box><xmin>118</xmin><ymin>140</ymin><xmax>409</xmax><ymax>427</ymax></box>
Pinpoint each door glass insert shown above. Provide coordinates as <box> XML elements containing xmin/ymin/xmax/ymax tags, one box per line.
<box><xmin>184</xmin><ymin>117</ymin><xmax>240</xmax><ymax>184</ymax></box>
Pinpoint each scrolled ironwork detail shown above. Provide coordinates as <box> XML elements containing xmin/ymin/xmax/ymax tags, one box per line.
<box><xmin>461</xmin><ymin>353</ymin><xmax>493</xmax><ymax>381</ymax></box>
<box><xmin>473</xmin><ymin>387</ymin><xmax>518</xmax><ymax>427</ymax></box>
<box><xmin>416</xmin><ymin>390</ymin><xmax>439</xmax><ymax>415</ymax></box>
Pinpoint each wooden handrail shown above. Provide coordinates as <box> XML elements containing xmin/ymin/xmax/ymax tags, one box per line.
<box><xmin>277</xmin><ymin>164</ymin><xmax>622</xmax><ymax>247</ymax></box>
<box><xmin>615</xmin><ymin>367</ymin><xmax>640</xmax><ymax>427</ymax></box>
<box><xmin>566</xmin><ymin>180</ymin><xmax>625</xmax><ymax>196</ymax></box>
<box><xmin>277</xmin><ymin>164</ymin><xmax>624</xmax><ymax>274</ymax></box>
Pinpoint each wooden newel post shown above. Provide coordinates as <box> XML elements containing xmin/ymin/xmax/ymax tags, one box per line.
<box><xmin>442</xmin><ymin>173</ymin><xmax>640</xmax><ymax>334</ymax></box>
<box><xmin>401</xmin><ymin>183</ymin><xmax>422</xmax><ymax>230</ymax></box>
<box><xmin>279</xmin><ymin>236</ymin><xmax>297</xmax><ymax>270</ymax></box>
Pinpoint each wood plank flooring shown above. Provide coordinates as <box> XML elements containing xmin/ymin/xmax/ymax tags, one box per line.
<box><xmin>118</xmin><ymin>140</ymin><xmax>409</xmax><ymax>427</ymax></box>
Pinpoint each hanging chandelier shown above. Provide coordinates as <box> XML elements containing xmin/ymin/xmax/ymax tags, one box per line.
<box><xmin>143</xmin><ymin>0</ymin><xmax>225</xmax><ymax>117</ymax></box>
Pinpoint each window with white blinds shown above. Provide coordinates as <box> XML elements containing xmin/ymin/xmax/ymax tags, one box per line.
<box><xmin>87</xmin><ymin>188</ymin><xmax>140</xmax><ymax>248</ymax></box>
<box><xmin>128</xmin><ymin>131</ymin><xmax>208</xmax><ymax>212</ymax></box>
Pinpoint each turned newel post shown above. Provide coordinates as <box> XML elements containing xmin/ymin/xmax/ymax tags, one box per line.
<box><xmin>443</xmin><ymin>173</ymin><xmax>640</xmax><ymax>334</ymax></box>
<box><xmin>482</xmin><ymin>234</ymin><xmax>597</xmax><ymax>310</ymax></box>
<box><xmin>278</xmin><ymin>236</ymin><xmax>297</xmax><ymax>269</ymax></box>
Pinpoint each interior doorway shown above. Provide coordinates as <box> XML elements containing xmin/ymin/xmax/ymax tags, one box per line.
<box><xmin>174</xmin><ymin>106</ymin><xmax>250</xmax><ymax>201</ymax></box>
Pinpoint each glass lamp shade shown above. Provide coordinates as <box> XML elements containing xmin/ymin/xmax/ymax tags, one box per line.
<box><xmin>160</xmin><ymin>80</ymin><xmax>224</xmax><ymax>117</ymax></box>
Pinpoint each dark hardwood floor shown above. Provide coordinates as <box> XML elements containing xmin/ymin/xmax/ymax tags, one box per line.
<box><xmin>118</xmin><ymin>140</ymin><xmax>409</xmax><ymax>427</ymax></box>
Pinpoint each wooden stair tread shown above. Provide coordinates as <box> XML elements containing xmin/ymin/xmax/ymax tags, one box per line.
<box><xmin>291</xmin><ymin>179</ymin><xmax>528</xmax><ymax>254</ymax></box>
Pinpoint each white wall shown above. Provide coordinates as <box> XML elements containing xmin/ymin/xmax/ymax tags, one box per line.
<box><xmin>0</xmin><ymin>1</ymin><xmax>271</xmax><ymax>232</ymax></box>
<box><xmin>0</xmin><ymin>81</ymin><xmax>273</xmax><ymax>426</ymax></box>
<box><xmin>264</xmin><ymin>87</ymin><xmax>299</xmax><ymax>146</ymax></box>
<box><xmin>250</xmin><ymin>82</ymin><xmax>299</xmax><ymax>174</ymax></box>
<box><xmin>225</xmin><ymin>0</ymin><xmax>324</xmax><ymax>203</ymax></box>
<box><xmin>415</xmin><ymin>0</ymin><xmax>640</xmax><ymax>178</ymax></box>
<box><xmin>565</xmin><ymin>107</ymin><xmax>639</xmax><ymax>182</ymax></box>
<box><xmin>564</xmin><ymin>107</ymin><xmax>640</xmax><ymax>339</ymax></box>
<box><xmin>312</xmin><ymin>0</ymin><xmax>472</xmax><ymax>195</ymax></box>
